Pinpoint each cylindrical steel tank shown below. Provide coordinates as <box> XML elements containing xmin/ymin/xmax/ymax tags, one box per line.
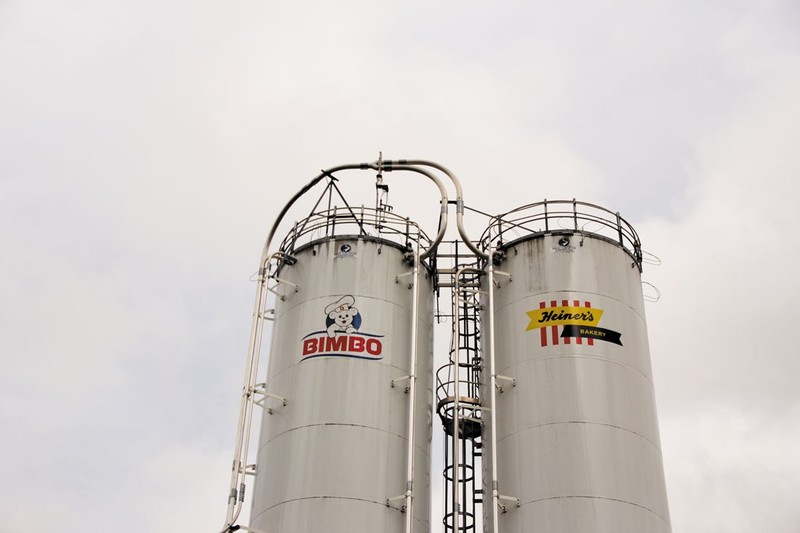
<box><xmin>481</xmin><ymin>201</ymin><xmax>671</xmax><ymax>533</ymax></box>
<box><xmin>249</xmin><ymin>232</ymin><xmax>434</xmax><ymax>533</ymax></box>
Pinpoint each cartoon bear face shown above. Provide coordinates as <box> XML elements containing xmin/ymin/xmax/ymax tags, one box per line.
<box><xmin>324</xmin><ymin>295</ymin><xmax>361</xmax><ymax>337</ymax></box>
<box><xmin>329</xmin><ymin>307</ymin><xmax>358</xmax><ymax>328</ymax></box>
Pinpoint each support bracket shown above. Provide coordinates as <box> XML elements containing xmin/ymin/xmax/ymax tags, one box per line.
<box><xmin>253</xmin><ymin>383</ymin><xmax>287</xmax><ymax>414</ymax></box>
<box><xmin>497</xmin><ymin>493</ymin><xmax>520</xmax><ymax>513</ymax></box>
<box><xmin>386</xmin><ymin>494</ymin><xmax>407</xmax><ymax>513</ymax></box>
<box><xmin>492</xmin><ymin>269</ymin><xmax>512</xmax><ymax>287</ymax></box>
<box><xmin>391</xmin><ymin>374</ymin><xmax>412</xmax><ymax>393</ymax></box>
<box><xmin>395</xmin><ymin>270</ymin><xmax>414</xmax><ymax>289</ymax></box>
<box><xmin>495</xmin><ymin>374</ymin><xmax>516</xmax><ymax>393</ymax></box>
<box><xmin>267</xmin><ymin>277</ymin><xmax>299</xmax><ymax>301</ymax></box>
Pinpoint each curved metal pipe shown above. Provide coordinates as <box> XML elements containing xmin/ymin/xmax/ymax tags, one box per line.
<box><xmin>378</xmin><ymin>164</ymin><xmax>449</xmax><ymax>261</ymax></box>
<box><xmin>263</xmin><ymin>161</ymin><xmax>450</xmax><ymax>263</ymax></box>
<box><xmin>262</xmin><ymin>163</ymin><xmax>372</xmax><ymax>262</ymax></box>
<box><xmin>382</xmin><ymin>159</ymin><xmax>488</xmax><ymax>260</ymax></box>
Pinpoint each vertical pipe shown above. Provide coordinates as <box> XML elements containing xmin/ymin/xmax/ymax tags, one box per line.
<box><xmin>383</xmin><ymin>159</ymin><xmax>487</xmax><ymax>261</ymax></box>
<box><xmin>403</xmin><ymin>244</ymin><xmax>421</xmax><ymax>533</ymax></box>
<box><xmin>544</xmin><ymin>200</ymin><xmax>549</xmax><ymax>232</ymax></box>
<box><xmin>225</xmin><ymin>261</ymin><xmax>269</xmax><ymax>527</ymax></box>
<box><xmin>452</xmin><ymin>270</ymin><xmax>462</xmax><ymax>532</ymax></box>
<box><xmin>461</xmin><ymin>436</ymin><xmax>468</xmax><ymax>530</ymax></box>
<box><xmin>496</xmin><ymin>218</ymin><xmax>503</xmax><ymax>248</ymax></box>
<box><xmin>573</xmin><ymin>198</ymin><xmax>578</xmax><ymax>231</ymax></box>
<box><xmin>486</xmin><ymin>249</ymin><xmax>501</xmax><ymax>533</ymax></box>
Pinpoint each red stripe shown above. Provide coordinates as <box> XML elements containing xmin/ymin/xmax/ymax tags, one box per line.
<box><xmin>562</xmin><ymin>299</ymin><xmax>570</xmax><ymax>344</ymax></box>
<box><xmin>539</xmin><ymin>301</ymin><xmax>547</xmax><ymax>346</ymax></box>
<box><xmin>585</xmin><ymin>301</ymin><xmax>594</xmax><ymax>346</ymax></box>
<box><xmin>550</xmin><ymin>300</ymin><xmax>559</xmax><ymax>345</ymax></box>
<box><xmin>573</xmin><ymin>299</ymin><xmax>582</xmax><ymax>344</ymax></box>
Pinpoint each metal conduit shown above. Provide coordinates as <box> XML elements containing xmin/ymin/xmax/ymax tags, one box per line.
<box><xmin>403</xmin><ymin>244</ymin><xmax>421</xmax><ymax>533</ymax></box>
<box><xmin>486</xmin><ymin>248</ymin><xmax>500</xmax><ymax>533</ymax></box>
<box><xmin>224</xmin><ymin>252</ymin><xmax>284</xmax><ymax>528</ymax></box>
<box><xmin>381</xmin><ymin>159</ymin><xmax>488</xmax><ymax>261</ymax></box>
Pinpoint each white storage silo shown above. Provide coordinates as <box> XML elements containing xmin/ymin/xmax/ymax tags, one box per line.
<box><xmin>248</xmin><ymin>228</ymin><xmax>434</xmax><ymax>533</ymax></box>
<box><xmin>480</xmin><ymin>201</ymin><xmax>671</xmax><ymax>533</ymax></box>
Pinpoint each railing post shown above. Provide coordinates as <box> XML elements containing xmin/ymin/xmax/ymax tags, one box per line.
<box><xmin>544</xmin><ymin>199</ymin><xmax>549</xmax><ymax>232</ymax></box>
<box><xmin>573</xmin><ymin>198</ymin><xmax>578</xmax><ymax>230</ymax></box>
<box><xmin>497</xmin><ymin>217</ymin><xmax>503</xmax><ymax>247</ymax></box>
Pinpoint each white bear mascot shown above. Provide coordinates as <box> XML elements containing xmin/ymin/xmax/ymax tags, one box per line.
<box><xmin>325</xmin><ymin>295</ymin><xmax>359</xmax><ymax>337</ymax></box>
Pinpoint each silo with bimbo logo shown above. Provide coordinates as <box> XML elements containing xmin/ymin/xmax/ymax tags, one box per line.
<box><xmin>222</xmin><ymin>161</ymin><xmax>448</xmax><ymax>533</ymax></box>
<box><xmin>479</xmin><ymin>200</ymin><xmax>671</xmax><ymax>533</ymax></box>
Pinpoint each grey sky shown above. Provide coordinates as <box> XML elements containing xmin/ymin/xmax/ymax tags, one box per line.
<box><xmin>2</xmin><ymin>1</ymin><xmax>799</xmax><ymax>532</ymax></box>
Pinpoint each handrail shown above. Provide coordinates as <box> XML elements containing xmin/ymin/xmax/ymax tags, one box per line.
<box><xmin>277</xmin><ymin>207</ymin><xmax>432</xmax><ymax>259</ymax></box>
<box><xmin>479</xmin><ymin>199</ymin><xmax>643</xmax><ymax>271</ymax></box>
<box><xmin>265</xmin><ymin>161</ymin><xmax>450</xmax><ymax>269</ymax></box>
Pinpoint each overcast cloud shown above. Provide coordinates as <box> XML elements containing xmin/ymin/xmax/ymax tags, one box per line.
<box><xmin>2</xmin><ymin>1</ymin><xmax>799</xmax><ymax>532</ymax></box>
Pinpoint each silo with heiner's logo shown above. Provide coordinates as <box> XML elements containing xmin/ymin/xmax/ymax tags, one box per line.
<box><xmin>479</xmin><ymin>200</ymin><xmax>671</xmax><ymax>533</ymax></box>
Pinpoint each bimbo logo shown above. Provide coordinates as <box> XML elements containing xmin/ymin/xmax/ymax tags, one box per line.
<box><xmin>301</xmin><ymin>295</ymin><xmax>385</xmax><ymax>360</ymax></box>
<box><xmin>526</xmin><ymin>299</ymin><xmax>622</xmax><ymax>346</ymax></box>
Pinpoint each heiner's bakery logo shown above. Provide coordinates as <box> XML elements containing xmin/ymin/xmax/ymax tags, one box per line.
<box><xmin>526</xmin><ymin>299</ymin><xmax>622</xmax><ymax>346</ymax></box>
<box><xmin>301</xmin><ymin>295</ymin><xmax>385</xmax><ymax>360</ymax></box>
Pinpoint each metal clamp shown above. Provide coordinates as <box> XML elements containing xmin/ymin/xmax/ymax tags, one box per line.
<box><xmin>497</xmin><ymin>494</ymin><xmax>520</xmax><ymax>513</ymax></box>
<box><xmin>386</xmin><ymin>493</ymin><xmax>407</xmax><ymax>513</ymax></box>
<box><xmin>495</xmin><ymin>374</ymin><xmax>516</xmax><ymax>393</ymax></box>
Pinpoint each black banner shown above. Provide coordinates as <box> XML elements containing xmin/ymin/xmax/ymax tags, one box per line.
<box><xmin>561</xmin><ymin>325</ymin><xmax>623</xmax><ymax>346</ymax></box>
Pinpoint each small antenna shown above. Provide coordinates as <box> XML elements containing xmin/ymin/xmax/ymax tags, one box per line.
<box><xmin>375</xmin><ymin>151</ymin><xmax>392</xmax><ymax>229</ymax></box>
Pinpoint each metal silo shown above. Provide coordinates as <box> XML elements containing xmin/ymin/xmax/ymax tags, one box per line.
<box><xmin>221</xmin><ymin>164</ymin><xmax>673</xmax><ymax>533</ymax></box>
<box><xmin>248</xmin><ymin>234</ymin><xmax>434</xmax><ymax>533</ymax></box>
<box><xmin>479</xmin><ymin>200</ymin><xmax>671</xmax><ymax>533</ymax></box>
<box><xmin>222</xmin><ymin>161</ymin><xmax>450</xmax><ymax>533</ymax></box>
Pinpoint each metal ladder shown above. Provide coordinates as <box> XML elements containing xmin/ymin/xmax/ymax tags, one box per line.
<box><xmin>436</xmin><ymin>242</ymin><xmax>484</xmax><ymax>533</ymax></box>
